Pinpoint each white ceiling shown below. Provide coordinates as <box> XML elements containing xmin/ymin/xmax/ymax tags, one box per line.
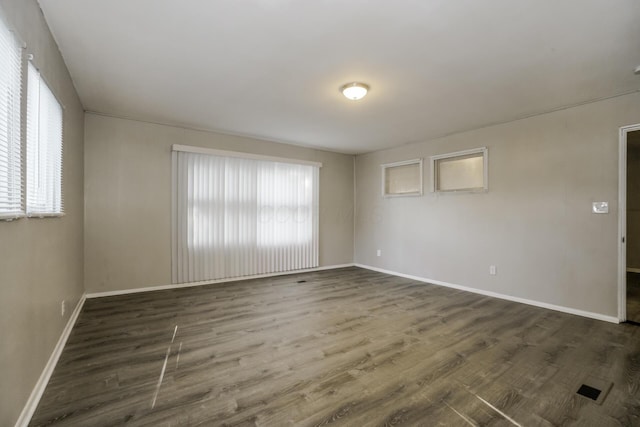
<box><xmin>38</xmin><ymin>0</ymin><xmax>640</xmax><ymax>154</ymax></box>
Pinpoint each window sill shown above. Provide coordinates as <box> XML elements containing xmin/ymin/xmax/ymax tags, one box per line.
<box><xmin>26</xmin><ymin>212</ymin><xmax>65</xmax><ymax>219</ymax></box>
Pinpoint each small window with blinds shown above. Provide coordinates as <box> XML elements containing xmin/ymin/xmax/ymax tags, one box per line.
<box><xmin>430</xmin><ymin>147</ymin><xmax>488</xmax><ymax>193</ymax></box>
<box><xmin>26</xmin><ymin>62</ymin><xmax>64</xmax><ymax>217</ymax></box>
<box><xmin>0</xmin><ymin>12</ymin><xmax>24</xmax><ymax>220</ymax></box>
<box><xmin>382</xmin><ymin>159</ymin><xmax>423</xmax><ymax>197</ymax></box>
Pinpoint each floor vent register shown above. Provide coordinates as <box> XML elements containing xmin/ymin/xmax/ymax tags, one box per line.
<box><xmin>576</xmin><ymin>377</ymin><xmax>613</xmax><ymax>405</ymax></box>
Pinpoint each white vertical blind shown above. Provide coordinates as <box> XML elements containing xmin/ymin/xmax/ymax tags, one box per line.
<box><xmin>0</xmin><ymin>12</ymin><xmax>23</xmax><ymax>220</ymax></box>
<box><xmin>172</xmin><ymin>149</ymin><xmax>319</xmax><ymax>284</ymax></box>
<box><xmin>26</xmin><ymin>62</ymin><xmax>64</xmax><ymax>217</ymax></box>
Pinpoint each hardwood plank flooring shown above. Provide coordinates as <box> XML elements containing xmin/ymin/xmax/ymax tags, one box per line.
<box><xmin>30</xmin><ymin>267</ymin><xmax>640</xmax><ymax>426</ymax></box>
<box><xmin>627</xmin><ymin>272</ymin><xmax>640</xmax><ymax>323</ymax></box>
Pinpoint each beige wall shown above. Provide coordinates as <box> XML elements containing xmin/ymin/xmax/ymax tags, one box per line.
<box><xmin>355</xmin><ymin>92</ymin><xmax>640</xmax><ymax>318</ymax></box>
<box><xmin>0</xmin><ymin>0</ymin><xmax>85</xmax><ymax>425</ymax></box>
<box><xmin>627</xmin><ymin>131</ymin><xmax>640</xmax><ymax>269</ymax></box>
<box><xmin>84</xmin><ymin>113</ymin><xmax>354</xmax><ymax>293</ymax></box>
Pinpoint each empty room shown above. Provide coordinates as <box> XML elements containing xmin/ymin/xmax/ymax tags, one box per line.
<box><xmin>2</xmin><ymin>0</ymin><xmax>640</xmax><ymax>426</ymax></box>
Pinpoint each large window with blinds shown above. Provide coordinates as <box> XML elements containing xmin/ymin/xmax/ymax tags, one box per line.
<box><xmin>171</xmin><ymin>145</ymin><xmax>320</xmax><ymax>284</ymax></box>
<box><xmin>0</xmin><ymin>12</ymin><xmax>23</xmax><ymax>220</ymax></box>
<box><xmin>26</xmin><ymin>62</ymin><xmax>64</xmax><ymax>217</ymax></box>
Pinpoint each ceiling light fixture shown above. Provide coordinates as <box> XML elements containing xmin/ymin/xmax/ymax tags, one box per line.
<box><xmin>635</xmin><ymin>65</ymin><xmax>640</xmax><ymax>75</ymax></box>
<box><xmin>341</xmin><ymin>82</ymin><xmax>369</xmax><ymax>100</ymax></box>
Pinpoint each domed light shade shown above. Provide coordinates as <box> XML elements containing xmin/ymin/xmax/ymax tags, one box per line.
<box><xmin>341</xmin><ymin>82</ymin><xmax>369</xmax><ymax>100</ymax></box>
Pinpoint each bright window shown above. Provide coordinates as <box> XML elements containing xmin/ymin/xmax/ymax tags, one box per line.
<box><xmin>431</xmin><ymin>147</ymin><xmax>488</xmax><ymax>193</ymax></box>
<box><xmin>0</xmin><ymin>13</ymin><xmax>23</xmax><ymax>220</ymax></box>
<box><xmin>26</xmin><ymin>62</ymin><xmax>64</xmax><ymax>217</ymax></box>
<box><xmin>381</xmin><ymin>159</ymin><xmax>423</xmax><ymax>197</ymax></box>
<box><xmin>172</xmin><ymin>146</ymin><xmax>320</xmax><ymax>284</ymax></box>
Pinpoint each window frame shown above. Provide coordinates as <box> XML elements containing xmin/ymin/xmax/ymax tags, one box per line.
<box><xmin>430</xmin><ymin>147</ymin><xmax>488</xmax><ymax>193</ymax></box>
<box><xmin>26</xmin><ymin>60</ymin><xmax>64</xmax><ymax>218</ymax></box>
<box><xmin>381</xmin><ymin>158</ymin><xmax>423</xmax><ymax>198</ymax></box>
<box><xmin>0</xmin><ymin>10</ymin><xmax>24</xmax><ymax>221</ymax></box>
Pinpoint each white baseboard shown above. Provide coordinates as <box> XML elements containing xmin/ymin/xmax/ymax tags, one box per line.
<box><xmin>627</xmin><ymin>267</ymin><xmax>640</xmax><ymax>273</ymax></box>
<box><xmin>15</xmin><ymin>294</ymin><xmax>86</xmax><ymax>427</ymax></box>
<box><xmin>355</xmin><ymin>263</ymin><xmax>619</xmax><ymax>324</ymax></box>
<box><xmin>86</xmin><ymin>264</ymin><xmax>356</xmax><ymax>299</ymax></box>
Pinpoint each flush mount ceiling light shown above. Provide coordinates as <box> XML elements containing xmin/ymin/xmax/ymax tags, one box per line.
<box><xmin>341</xmin><ymin>82</ymin><xmax>369</xmax><ymax>100</ymax></box>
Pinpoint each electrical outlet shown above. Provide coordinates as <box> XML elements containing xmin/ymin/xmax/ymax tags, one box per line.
<box><xmin>376</xmin><ymin>249</ymin><xmax>382</xmax><ymax>257</ymax></box>
<box><xmin>489</xmin><ymin>265</ymin><xmax>497</xmax><ymax>276</ymax></box>
<box><xmin>61</xmin><ymin>300</ymin><xmax>65</xmax><ymax>317</ymax></box>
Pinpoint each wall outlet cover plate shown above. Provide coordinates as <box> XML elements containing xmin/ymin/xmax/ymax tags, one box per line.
<box><xmin>592</xmin><ymin>202</ymin><xmax>608</xmax><ymax>214</ymax></box>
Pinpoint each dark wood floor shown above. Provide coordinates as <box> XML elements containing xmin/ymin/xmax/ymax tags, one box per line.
<box><xmin>31</xmin><ymin>267</ymin><xmax>640</xmax><ymax>426</ymax></box>
<box><xmin>628</xmin><ymin>272</ymin><xmax>640</xmax><ymax>323</ymax></box>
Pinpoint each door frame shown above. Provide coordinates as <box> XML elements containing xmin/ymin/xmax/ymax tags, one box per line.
<box><xmin>618</xmin><ymin>123</ymin><xmax>640</xmax><ymax>322</ymax></box>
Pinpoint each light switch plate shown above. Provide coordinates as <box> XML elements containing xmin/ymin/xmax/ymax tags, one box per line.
<box><xmin>592</xmin><ymin>202</ymin><xmax>608</xmax><ymax>214</ymax></box>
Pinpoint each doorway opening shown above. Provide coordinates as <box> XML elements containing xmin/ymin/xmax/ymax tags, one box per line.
<box><xmin>619</xmin><ymin>125</ymin><xmax>640</xmax><ymax>323</ymax></box>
